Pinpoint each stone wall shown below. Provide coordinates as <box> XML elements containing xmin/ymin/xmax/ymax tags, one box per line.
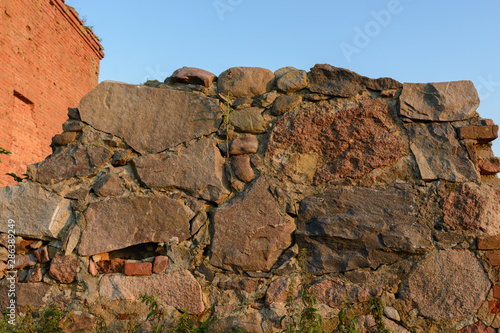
<box><xmin>0</xmin><ymin>0</ymin><xmax>103</xmax><ymax>186</ymax></box>
<box><xmin>0</xmin><ymin>64</ymin><xmax>500</xmax><ymax>332</ymax></box>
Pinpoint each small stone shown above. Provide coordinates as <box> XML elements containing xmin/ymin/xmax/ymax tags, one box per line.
<box><xmin>276</xmin><ymin>69</ymin><xmax>308</xmax><ymax>93</ymax></box>
<box><xmin>384</xmin><ymin>307</ymin><xmax>401</xmax><ymax>321</ymax></box>
<box><xmin>486</xmin><ymin>253</ymin><xmax>500</xmax><ymax>266</ymax></box>
<box><xmin>230</xmin><ymin>136</ymin><xmax>258</xmax><ymax>155</ymax></box>
<box><xmin>29</xmin><ymin>240</ymin><xmax>43</xmax><ymax>250</ymax></box>
<box><xmin>190</xmin><ymin>211</ymin><xmax>207</xmax><ymax>235</ymax></box>
<box><xmin>305</xmin><ymin>93</ymin><xmax>330</xmax><ymax>101</ymax></box>
<box><xmin>195</xmin><ymin>263</ymin><xmax>214</xmax><ymax>282</ymax></box>
<box><xmin>218</xmin><ymin>67</ymin><xmax>275</xmax><ymax>98</ymax></box>
<box><xmin>28</xmin><ymin>267</ymin><xmax>43</xmax><ymax>283</ymax></box>
<box><xmin>67</xmin><ymin>107</ymin><xmax>81</xmax><ymax>120</ymax></box>
<box><xmin>489</xmin><ymin>301</ymin><xmax>500</xmax><ymax>314</ymax></box>
<box><xmin>34</xmin><ymin>246</ymin><xmax>50</xmax><ymax>263</ymax></box>
<box><xmin>231</xmin><ymin>155</ymin><xmax>254</xmax><ymax>183</ymax></box>
<box><xmin>153</xmin><ymin>256</ymin><xmax>169</xmax><ymax>274</ymax></box>
<box><xmin>230</xmin><ymin>107</ymin><xmax>267</xmax><ymax>134</ymax></box>
<box><xmin>124</xmin><ymin>262</ymin><xmax>153</xmax><ymax>276</ymax></box>
<box><xmin>111</xmin><ymin>150</ymin><xmax>132</xmax><ymax>166</ymax></box>
<box><xmin>65</xmin><ymin>312</ymin><xmax>98</xmax><ymax>333</ymax></box>
<box><xmin>62</xmin><ymin>119</ymin><xmax>84</xmax><ymax>132</ymax></box>
<box><xmin>14</xmin><ymin>254</ymin><xmax>37</xmax><ymax>269</ymax></box>
<box><xmin>170</xmin><ymin>66</ymin><xmax>216</xmax><ymax>87</ymax></box>
<box><xmin>458</xmin><ymin>321</ymin><xmax>496</xmax><ymax>333</ymax></box>
<box><xmin>0</xmin><ymin>247</ymin><xmax>8</xmax><ymax>261</ymax></box>
<box><xmin>49</xmin><ymin>253</ymin><xmax>79</xmax><ymax>284</ymax></box>
<box><xmin>272</xmin><ymin>95</ymin><xmax>302</xmax><ymax>116</ymax></box>
<box><xmin>95</xmin><ymin>259</ymin><xmax>125</xmax><ymax>274</ymax></box>
<box><xmin>479</xmin><ymin>158</ymin><xmax>500</xmax><ymax>175</ymax></box>
<box><xmin>232</xmin><ymin>97</ymin><xmax>253</xmax><ymax>109</ymax></box>
<box><xmin>51</xmin><ymin>132</ymin><xmax>77</xmax><ymax>146</ymax></box>
<box><xmin>62</xmin><ymin>225</ymin><xmax>81</xmax><ymax>256</ymax></box>
<box><xmin>89</xmin><ymin>259</ymin><xmax>97</xmax><ymax>276</ymax></box>
<box><xmin>93</xmin><ymin>174</ymin><xmax>124</xmax><ymax>197</ymax></box>
<box><xmin>478</xmin><ymin>236</ymin><xmax>500</xmax><ymax>250</ymax></box>
<box><xmin>255</xmin><ymin>90</ymin><xmax>278</xmax><ymax>107</ymax></box>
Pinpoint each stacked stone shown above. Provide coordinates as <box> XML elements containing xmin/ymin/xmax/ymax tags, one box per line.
<box><xmin>0</xmin><ymin>64</ymin><xmax>499</xmax><ymax>332</ymax></box>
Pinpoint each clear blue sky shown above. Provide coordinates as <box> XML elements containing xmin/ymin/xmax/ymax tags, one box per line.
<box><xmin>67</xmin><ymin>0</ymin><xmax>500</xmax><ymax>156</ymax></box>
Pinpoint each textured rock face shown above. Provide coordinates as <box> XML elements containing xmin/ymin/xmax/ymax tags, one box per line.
<box><xmin>211</xmin><ymin>177</ymin><xmax>295</xmax><ymax>271</ymax></box>
<box><xmin>308</xmin><ymin>64</ymin><xmax>402</xmax><ymax>97</ymax></box>
<box><xmin>35</xmin><ymin>146</ymin><xmax>112</xmax><ymax>184</ymax></box>
<box><xmin>296</xmin><ymin>185</ymin><xmax>432</xmax><ymax>274</ymax></box>
<box><xmin>0</xmin><ymin>182</ymin><xmax>73</xmax><ymax>239</ymax></box>
<box><xmin>99</xmin><ymin>270</ymin><xmax>204</xmax><ymax>314</ymax></box>
<box><xmin>79</xmin><ymin>196</ymin><xmax>190</xmax><ymax>256</ymax></box>
<box><xmin>276</xmin><ymin>68</ymin><xmax>308</xmax><ymax>93</ymax></box>
<box><xmin>229</xmin><ymin>107</ymin><xmax>267</xmax><ymax>134</ymax></box>
<box><xmin>268</xmin><ymin>98</ymin><xmax>405</xmax><ymax>184</ymax></box>
<box><xmin>78</xmin><ymin>81</ymin><xmax>221</xmax><ymax>154</ymax></box>
<box><xmin>132</xmin><ymin>138</ymin><xmax>229</xmax><ymax>203</ymax></box>
<box><xmin>400</xmin><ymin>250</ymin><xmax>490</xmax><ymax>320</ymax></box>
<box><xmin>170</xmin><ymin>66</ymin><xmax>215</xmax><ymax>87</ymax></box>
<box><xmin>312</xmin><ymin>279</ymin><xmax>382</xmax><ymax>308</ymax></box>
<box><xmin>407</xmin><ymin>122</ymin><xmax>479</xmax><ymax>182</ymax></box>
<box><xmin>400</xmin><ymin>81</ymin><xmax>479</xmax><ymax>121</ymax></box>
<box><xmin>49</xmin><ymin>253</ymin><xmax>79</xmax><ymax>284</ymax></box>
<box><xmin>218</xmin><ymin>67</ymin><xmax>275</xmax><ymax>97</ymax></box>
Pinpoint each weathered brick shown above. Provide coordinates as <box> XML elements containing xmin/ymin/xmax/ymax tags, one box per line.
<box><xmin>493</xmin><ymin>285</ymin><xmax>500</xmax><ymax>299</ymax></box>
<box><xmin>458</xmin><ymin>125</ymin><xmax>499</xmax><ymax>143</ymax></box>
<box><xmin>124</xmin><ymin>262</ymin><xmax>153</xmax><ymax>276</ymax></box>
<box><xmin>478</xmin><ymin>236</ymin><xmax>500</xmax><ymax>250</ymax></box>
<box><xmin>485</xmin><ymin>252</ymin><xmax>500</xmax><ymax>266</ymax></box>
<box><xmin>489</xmin><ymin>300</ymin><xmax>500</xmax><ymax>313</ymax></box>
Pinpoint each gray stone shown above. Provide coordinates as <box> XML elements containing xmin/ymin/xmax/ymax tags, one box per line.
<box><xmin>99</xmin><ymin>270</ymin><xmax>204</xmax><ymax>314</ymax></box>
<box><xmin>170</xmin><ymin>66</ymin><xmax>216</xmax><ymax>87</ymax></box>
<box><xmin>218</xmin><ymin>67</ymin><xmax>275</xmax><ymax>98</ymax></box>
<box><xmin>79</xmin><ymin>196</ymin><xmax>190</xmax><ymax>256</ymax></box>
<box><xmin>78</xmin><ymin>81</ymin><xmax>221</xmax><ymax>154</ymax></box>
<box><xmin>0</xmin><ymin>182</ymin><xmax>73</xmax><ymax>239</ymax></box>
<box><xmin>400</xmin><ymin>250</ymin><xmax>490</xmax><ymax>321</ymax></box>
<box><xmin>399</xmin><ymin>81</ymin><xmax>479</xmax><ymax>121</ymax></box>
<box><xmin>35</xmin><ymin>146</ymin><xmax>112</xmax><ymax>184</ymax></box>
<box><xmin>93</xmin><ymin>174</ymin><xmax>124</xmax><ymax>197</ymax></box>
<box><xmin>308</xmin><ymin>64</ymin><xmax>402</xmax><ymax>97</ymax></box>
<box><xmin>276</xmin><ymin>69</ymin><xmax>308</xmax><ymax>93</ymax></box>
<box><xmin>211</xmin><ymin>176</ymin><xmax>295</xmax><ymax>271</ymax></box>
<box><xmin>272</xmin><ymin>95</ymin><xmax>302</xmax><ymax>116</ymax></box>
<box><xmin>230</xmin><ymin>107</ymin><xmax>267</xmax><ymax>134</ymax></box>
<box><xmin>132</xmin><ymin>138</ymin><xmax>230</xmax><ymax>203</ymax></box>
<box><xmin>406</xmin><ymin>122</ymin><xmax>479</xmax><ymax>182</ymax></box>
<box><xmin>296</xmin><ymin>185</ymin><xmax>432</xmax><ymax>274</ymax></box>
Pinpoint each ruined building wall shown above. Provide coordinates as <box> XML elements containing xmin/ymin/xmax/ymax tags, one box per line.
<box><xmin>0</xmin><ymin>0</ymin><xmax>103</xmax><ymax>186</ymax></box>
<box><xmin>0</xmin><ymin>64</ymin><xmax>499</xmax><ymax>332</ymax></box>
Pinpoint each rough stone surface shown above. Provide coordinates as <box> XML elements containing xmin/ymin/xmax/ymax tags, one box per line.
<box><xmin>296</xmin><ymin>185</ymin><xmax>431</xmax><ymax>274</ymax></box>
<box><xmin>95</xmin><ymin>259</ymin><xmax>125</xmax><ymax>274</ymax></box>
<box><xmin>211</xmin><ymin>176</ymin><xmax>295</xmax><ymax>271</ymax></box>
<box><xmin>0</xmin><ymin>283</ymin><xmax>51</xmax><ymax>310</ymax></box>
<box><xmin>400</xmin><ymin>81</ymin><xmax>480</xmax><ymax>121</ymax></box>
<box><xmin>170</xmin><ymin>66</ymin><xmax>215</xmax><ymax>87</ymax></box>
<box><xmin>0</xmin><ymin>182</ymin><xmax>73</xmax><ymax>239</ymax></box>
<box><xmin>93</xmin><ymin>174</ymin><xmax>124</xmax><ymax>197</ymax></box>
<box><xmin>229</xmin><ymin>107</ymin><xmax>267</xmax><ymax>134</ymax></box>
<box><xmin>65</xmin><ymin>312</ymin><xmax>98</xmax><ymax>333</ymax></box>
<box><xmin>218</xmin><ymin>67</ymin><xmax>275</xmax><ymax>98</ymax></box>
<box><xmin>153</xmin><ymin>256</ymin><xmax>169</xmax><ymax>274</ymax></box>
<box><xmin>15</xmin><ymin>254</ymin><xmax>37</xmax><ymax>269</ymax></box>
<box><xmin>78</xmin><ymin>81</ymin><xmax>221</xmax><ymax>154</ymax></box>
<box><xmin>34</xmin><ymin>246</ymin><xmax>50</xmax><ymax>263</ymax></box>
<box><xmin>231</xmin><ymin>155</ymin><xmax>254</xmax><ymax>183</ymax></box>
<box><xmin>459</xmin><ymin>125</ymin><xmax>499</xmax><ymax>143</ymax></box>
<box><xmin>229</xmin><ymin>136</ymin><xmax>258</xmax><ymax>155</ymax></box>
<box><xmin>124</xmin><ymin>262</ymin><xmax>152</xmax><ymax>276</ymax></box>
<box><xmin>458</xmin><ymin>321</ymin><xmax>496</xmax><ymax>333</ymax></box>
<box><xmin>35</xmin><ymin>146</ymin><xmax>112</xmax><ymax>184</ymax></box>
<box><xmin>132</xmin><ymin>138</ymin><xmax>229</xmax><ymax>203</ymax></box>
<box><xmin>51</xmin><ymin>131</ymin><xmax>77</xmax><ymax>146</ymax></box>
<box><xmin>79</xmin><ymin>196</ymin><xmax>190</xmax><ymax>256</ymax></box>
<box><xmin>99</xmin><ymin>270</ymin><xmax>204</xmax><ymax>314</ymax></box>
<box><xmin>400</xmin><ymin>250</ymin><xmax>490</xmax><ymax>321</ymax></box>
<box><xmin>255</xmin><ymin>90</ymin><xmax>278</xmax><ymax>107</ymax></box>
<box><xmin>479</xmin><ymin>157</ymin><xmax>500</xmax><ymax>175</ymax></box>
<box><xmin>308</xmin><ymin>64</ymin><xmax>402</xmax><ymax>97</ymax></box>
<box><xmin>111</xmin><ymin>149</ymin><xmax>132</xmax><ymax>166</ymax></box>
<box><xmin>272</xmin><ymin>95</ymin><xmax>302</xmax><ymax>116</ymax></box>
<box><xmin>276</xmin><ymin>69</ymin><xmax>308</xmax><ymax>93</ymax></box>
<box><xmin>406</xmin><ymin>122</ymin><xmax>479</xmax><ymax>182</ymax></box>
<box><xmin>62</xmin><ymin>119</ymin><xmax>85</xmax><ymax>132</ymax></box>
<box><xmin>268</xmin><ymin>98</ymin><xmax>405</xmax><ymax>184</ymax></box>
<box><xmin>311</xmin><ymin>279</ymin><xmax>382</xmax><ymax>308</ymax></box>
<box><xmin>49</xmin><ymin>253</ymin><xmax>79</xmax><ymax>284</ymax></box>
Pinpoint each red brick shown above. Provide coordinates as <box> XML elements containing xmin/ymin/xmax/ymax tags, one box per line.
<box><xmin>124</xmin><ymin>262</ymin><xmax>153</xmax><ymax>276</ymax></box>
<box><xmin>485</xmin><ymin>252</ymin><xmax>500</xmax><ymax>266</ymax></box>
<box><xmin>489</xmin><ymin>300</ymin><xmax>500</xmax><ymax>313</ymax></box>
<box><xmin>153</xmin><ymin>256</ymin><xmax>169</xmax><ymax>274</ymax></box>
<box><xmin>478</xmin><ymin>236</ymin><xmax>500</xmax><ymax>250</ymax></box>
<box><xmin>458</xmin><ymin>125</ymin><xmax>499</xmax><ymax>143</ymax></box>
<box><xmin>494</xmin><ymin>285</ymin><xmax>500</xmax><ymax>299</ymax></box>
<box><xmin>95</xmin><ymin>259</ymin><xmax>125</xmax><ymax>274</ymax></box>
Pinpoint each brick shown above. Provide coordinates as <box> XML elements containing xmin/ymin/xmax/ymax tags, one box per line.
<box><xmin>494</xmin><ymin>285</ymin><xmax>500</xmax><ymax>299</ymax></box>
<box><xmin>489</xmin><ymin>300</ymin><xmax>500</xmax><ymax>313</ymax></box>
<box><xmin>458</xmin><ymin>125</ymin><xmax>499</xmax><ymax>143</ymax></box>
<box><xmin>485</xmin><ymin>252</ymin><xmax>500</xmax><ymax>266</ymax></box>
<box><xmin>124</xmin><ymin>262</ymin><xmax>153</xmax><ymax>276</ymax></box>
<box><xmin>478</xmin><ymin>236</ymin><xmax>500</xmax><ymax>250</ymax></box>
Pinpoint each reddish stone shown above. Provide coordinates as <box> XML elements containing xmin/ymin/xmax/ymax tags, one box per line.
<box><xmin>29</xmin><ymin>267</ymin><xmax>43</xmax><ymax>283</ymax></box>
<box><xmin>486</xmin><ymin>253</ymin><xmax>500</xmax><ymax>266</ymax></box>
<box><xmin>124</xmin><ymin>262</ymin><xmax>152</xmax><ymax>276</ymax></box>
<box><xmin>93</xmin><ymin>174</ymin><xmax>124</xmax><ymax>197</ymax></box>
<box><xmin>34</xmin><ymin>246</ymin><xmax>50</xmax><ymax>263</ymax></box>
<box><xmin>14</xmin><ymin>254</ymin><xmax>37</xmax><ymax>269</ymax></box>
<box><xmin>111</xmin><ymin>150</ymin><xmax>132</xmax><ymax>166</ymax></box>
<box><xmin>489</xmin><ymin>300</ymin><xmax>500</xmax><ymax>313</ymax></box>
<box><xmin>493</xmin><ymin>285</ymin><xmax>500</xmax><ymax>299</ymax></box>
<box><xmin>49</xmin><ymin>253</ymin><xmax>79</xmax><ymax>284</ymax></box>
<box><xmin>152</xmin><ymin>256</ymin><xmax>169</xmax><ymax>274</ymax></box>
<box><xmin>171</xmin><ymin>67</ymin><xmax>216</xmax><ymax>87</ymax></box>
<box><xmin>89</xmin><ymin>259</ymin><xmax>98</xmax><ymax>277</ymax></box>
<box><xmin>458</xmin><ymin>125</ymin><xmax>499</xmax><ymax>143</ymax></box>
<box><xmin>443</xmin><ymin>183</ymin><xmax>484</xmax><ymax>230</ymax></box>
<box><xmin>230</xmin><ymin>137</ymin><xmax>258</xmax><ymax>155</ymax></box>
<box><xmin>479</xmin><ymin>158</ymin><xmax>500</xmax><ymax>175</ymax></box>
<box><xmin>65</xmin><ymin>312</ymin><xmax>98</xmax><ymax>333</ymax></box>
<box><xmin>458</xmin><ymin>321</ymin><xmax>496</xmax><ymax>333</ymax></box>
<box><xmin>478</xmin><ymin>236</ymin><xmax>500</xmax><ymax>250</ymax></box>
<box><xmin>16</xmin><ymin>239</ymin><xmax>34</xmax><ymax>253</ymax></box>
<box><xmin>95</xmin><ymin>259</ymin><xmax>126</xmax><ymax>274</ymax></box>
<box><xmin>231</xmin><ymin>155</ymin><xmax>254</xmax><ymax>183</ymax></box>
<box><xmin>117</xmin><ymin>313</ymin><xmax>137</xmax><ymax>321</ymax></box>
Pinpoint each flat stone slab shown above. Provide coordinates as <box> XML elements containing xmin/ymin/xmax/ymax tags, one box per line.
<box><xmin>132</xmin><ymin>138</ymin><xmax>229</xmax><ymax>203</ymax></box>
<box><xmin>99</xmin><ymin>270</ymin><xmax>204</xmax><ymax>314</ymax></box>
<box><xmin>79</xmin><ymin>196</ymin><xmax>190</xmax><ymax>256</ymax></box>
<box><xmin>400</xmin><ymin>250</ymin><xmax>490</xmax><ymax>320</ymax></box>
<box><xmin>399</xmin><ymin>81</ymin><xmax>479</xmax><ymax>121</ymax></box>
<box><xmin>406</xmin><ymin>122</ymin><xmax>479</xmax><ymax>182</ymax></box>
<box><xmin>0</xmin><ymin>182</ymin><xmax>73</xmax><ymax>239</ymax></box>
<box><xmin>78</xmin><ymin>81</ymin><xmax>221</xmax><ymax>154</ymax></box>
<box><xmin>211</xmin><ymin>176</ymin><xmax>295</xmax><ymax>272</ymax></box>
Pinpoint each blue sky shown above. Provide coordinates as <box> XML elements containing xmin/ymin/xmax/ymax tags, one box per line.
<box><xmin>67</xmin><ymin>0</ymin><xmax>500</xmax><ymax>156</ymax></box>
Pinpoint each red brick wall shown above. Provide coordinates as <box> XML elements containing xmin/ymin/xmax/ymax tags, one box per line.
<box><xmin>0</xmin><ymin>0</ymin><xmax>103</xmax><ymax>186</ymax></box>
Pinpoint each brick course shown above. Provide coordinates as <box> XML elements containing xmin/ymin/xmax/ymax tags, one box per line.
<box><xmin>0</xmin><ymin>0</ymin><xmax>103</xmax><ymax>186</ymax></box>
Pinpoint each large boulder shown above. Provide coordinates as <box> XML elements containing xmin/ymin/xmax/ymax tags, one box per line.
<box><xmin>78</xmin><ymin>81</ymin><xmax>221</xmax><ymax>154</ymax></box>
